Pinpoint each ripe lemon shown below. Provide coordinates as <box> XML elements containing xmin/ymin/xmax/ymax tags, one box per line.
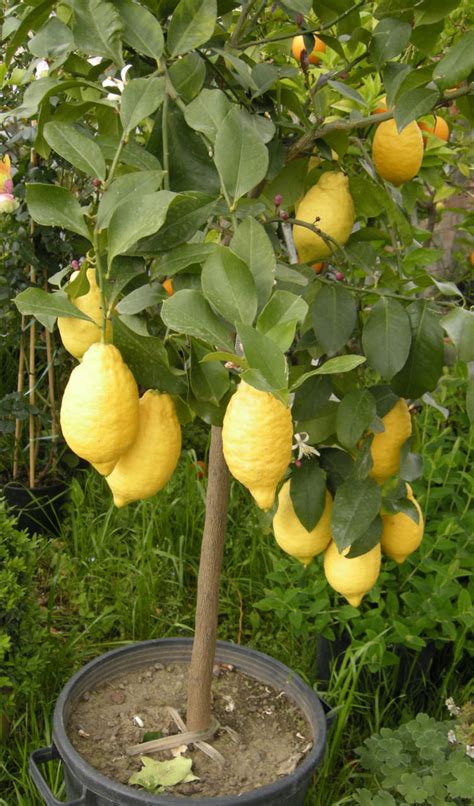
<box><xmin>291</xmin><ymin>34</ymin><xmax>326</xmax><ymax>65</ymax></box>
<box><xmin>106</xmin><ymin>390</ymin><xmax>182</xmax><ymax>507</ymax></box>
<box><xmin>293</xmin><ymin>172</ymin><xmax>355</xmax><ymax>263</ymax></box>
<box><xmin>381</xmin><ymin>484</ymin><xmax>424</xmax><ymax>563</ymax></box>
<box><xmin>372</xmin><ymin>119</ymin><xmax>424</xmax><ymax>186</ymax></box>
<box><xmin>222</xmin><ymin>381</ymin><xmax>293</xmax><ymax>510</ymax></box>
<box><xmin>273</xmin><ymin>481</ymin><xmax>333</xmax><ymax>565</ymax></box>
<box><xmin>57</xmin><ymin>268</ymin><xmax>111</xmax><ymax>360</ymax></box>
<box><xmin>418</xmin><ymin>116</ymin><xmax>449</xmax><ymax>145</ymax></box>
<box><xmin>369</xmin><ymin>399</ymin><xmax>412</xmax><ymax>484</ymax></box>
<box><xmin>324</xmin><ymin>540</ymin><xmax>381</xmax><ymax>606</ymax></box>
<box><xmin>60</xmin><ymin>343</ymin><xmax>139</xmax><ymax>471</ymax></box>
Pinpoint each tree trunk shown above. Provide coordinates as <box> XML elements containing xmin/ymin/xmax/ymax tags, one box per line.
<box><xmin>186</xmin><ymin>425</ymin><xmax>230</xmax><ymax>731</ymax></box>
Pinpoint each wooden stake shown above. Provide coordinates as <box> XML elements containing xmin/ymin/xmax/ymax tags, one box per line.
<box><xmin>186</xmin><ymin>426</ymin><xmax>230</xmax><ymax>732</ymax></box>
<box><xmin>13</xmin><ymin>316</ymin><xmax>26</xmax><ymax>479</ymax></box>
<box><xmin>28</xmin><ymin>317</ymin><xmax>36</xmax><ymax>489</ymax></box>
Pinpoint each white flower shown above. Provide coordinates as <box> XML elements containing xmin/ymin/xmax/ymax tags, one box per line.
<box><xmin>87</xmin><ymin>56</ymin><xmax>103</xmax><ymax>67</ymax></box>
<box><xmin>445</xmin><ymin>697</ymin><xmax>461</xmax><ymax>717</ymax></box>
<box><xmin>35</xmin><ymin>59</ymin><xmax>49</xmax><ymax>79</ymax></box>
<box><xmin>0</xmin><ymin>193</ymin><xmax>19</xmax><ymax>214</ymax></box>
<box><xmin>102</xmin><ymin>64</ymin><xmax>132</xmax><ymax>99</ymax></box>
<box><xmin>447</xmin><ymin>730</ymin><xmax>457</xmax><ymax>744</ymax></box>
<box><xmin>466</xmin><ymin>745</ymin><xmax>474</xmax><ymax>759</ymax></box>
<box><xmin>292</xmin><ymin>432</ymin><xmax>320</xmax><ymax>461</ymax></box>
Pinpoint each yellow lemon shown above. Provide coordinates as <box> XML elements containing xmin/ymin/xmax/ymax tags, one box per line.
<box><xmin>273</xmin><ymin>481</ymin><xmax>333</xmax><ymax>565</ymax></box>
<box><xmin>324</xmin><ymin>540</ymin><xmax>381</xmax><ymax>607</ymax></box>
<box><xmin>293</xmin><ymin>172</ymin><xmax>355</xmax><ymax>263</ymax></box>
<box><xmin>106</xmin><ymin>390</ymin><xmax>182</xmax><ymax>507</ymax></box>
<box><xmin>222</xmin><ymin>381</ymin><xmax>293</xmax><ymax>510</ymax></box>
<box><xmin>58</xmin><ymin>268</ymin><xmax>112</xmax><ymax>360</ymax></box>
<box><xmin>372</xmin><ymin>119</ymin><xmax>423</xmax><ymax>186</ymax></box>
<box><xmin>370</xmin><ymin>398</ymin><xmax>412</xmax><ymax>484</ymax></box>
<box><xmin>60</xmin><ymin>343</ymin><xmax>139</xmax><ymax>471</ymax></box>
<box><xmin>381</xmin><ymin>484</ymin><xmax>424</xmax><ymax>563</ymax></box>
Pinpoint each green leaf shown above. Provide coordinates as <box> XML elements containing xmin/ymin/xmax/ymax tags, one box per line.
<box><xmin>433</xmin><ymin>31</ymin><xmax>474</xmax><ymax>90</ymax></box>
<box><xmin>129</xmin><ymin>755</ymin><xmax>198</xmax><ymax>791</ymax></box>
<box><xmin>105</xmin><ymin>256</ymin><xmax>146</xmax><ymax>306</ymax></box>
<box><xmin>183</xmin><ymin>88</ymin><xmax>231</xmax><ymax>143</ymax></box>
<box><xmin>467</xmin><ymin>377</ymin><xmax>474</xmax><ymax>425</ymax></box>
<box><xmin>370</xmin><ymin>18</ymin><xmax>412</xmax><ymax>67</ymax></box>
<box><xmin>43</xmin><ymin>122</ymin><xmax>106</xmax><ymax>180</ymax></box>
<box><xmin>97</xmin><ymin>136</ymin><xmax>162</xmax><ymax>171</ymax></box>
<box><xmin>136</xmin><ymin>193</ymin><xmax>217</xmax><ymax>253</ymax></box>
<box><xmin>120</xmin><ymin>77</ymin><xmax>165</xmax><ymax>135</ymax></box>
<box><xmin>345</xmin><ymin>515</ymin><xmax>383</xmax><ymax>558</ymax></box>
<box><xmin>28</xmin><ymin>17</ymin><xmax>74</xmax><ymax>60</ymax></box>
<box><xmin>161</xmin><ymin>289</ymin><xmax>233</xmax><ymax>350</ymax></box>
<box><xmin>312</xmin><ymin>285</ymin><xmax>357</xmax><ymax>356</ymax></box>
<box><xmin>14</xmin><ymin>288</ymin><xmax>93</xmax><ymax>325</ymax></box>
<box><xmin>4</xmin><ymin>0</ymin><xmax>54</xmax><ymax>68</ymax></box>
<box><xmin>167</xmin><ymin>0</ymin><xmax>217</xmax><ymax>57</ymax></box>
<box><xmin>336</xmin><ymin>390</ymin><xmax>377</xmax><ymax>451</ymax></box>
<box><xmin>108</xmin><ymin>191</ymin><xmax>174</xmax><ymax>268</ymax></box>
<box><xmin>230</xmin><ymin>218</ymin><xmax>275</xmax><ymax>309</ymax></box>
<box><xmin>331</xmin><ymin>478</ymin><xmax>382</xmax><ymax>552</ymax></box>
<box><xmin>26</xmin><ymin>183</ymin><xmax>90</xmax><ymax>240</ymax></box>
<box><xmin>65</xmin><ymin>260</ymin><xmax>90</xmax><ymax>300</ymax></box>
<box><xmin>327</xmin><ymin>80</ymin><xmax>368</xmax><ymax>108</ymax></box>
<box><xmin>169</xmin><ymin>52</ymin><xmax>206</xmax><ymax>103</ymax></box>
<box><xmin>349</xmin><ymin>176</ymin><xmax>385</xmax><ymax>219</ymax></box>
<box><xmin>362</xmin><ymin>298</ymin><xmax>411</xmax><ymax>380</ymax></box>
<box><xmin>297</xmin><ymin>402</ymin><xmax>338</xmax><ymax>444</ymax></box>
<box><xmin>394</xmin><ymin>87</ymin><xmax>440</xmax><ymax>131</ymax></box>
<box><xmin>115</xmin><ymin>283</ymin><xmax>164</xmax><ymax>315</ymax></box>
<box><xmin>112</xmin><ymin>316</ymin><xmax>186</xmax><ymax>394</ymax></box>
<box><xmin>96</xmin><ymin>171</ymin><xmax>164</xmax><ymax>230</ymax></box>
<box><xmin>391</xmin><ymin>302</ymin><xmax>444</xmax><ymax>399</ymax></box>
<box><xmin>154</xmin><ymin>243</ymin><xmax>217</xmax><ymax>277</ymax></box>
<box><xmin>238</xmin><ymin>324</ymin><xmax>288</xmax><ymax>393</ymax></box>
<box><xmin>257</xmin><ymin>291</ymin><xmax>308</xmax><ymax>352</ymax></box>
<box><xmin>70</xmin><ymin>0</ymin><xmax>124</xmax><ymax>66</ymax></box>
<box><xmin>415</xmin><ymin>0</ymin><xmax>462</xmax><ymax>26</ymax></box>
<box><xmin>292</xmin><ymin>356</ymin><xmax>366</xmax><ymax>389</ymax></box>
<box><xmin>214</xmin><ymin>107</ymin><xmax>269</xmax><ymax>204</ymax></box>
<box><xmin>201</xmin><ymin>246</ymin><xmax>257</xmax><ymax>326</ymax></box>
<box><xmin>201</xmin><ymin>351</ymin><xmax>247</xmax><ymax>368</ymax></box>
<box><xmin>319</xmin><ymin>448</ymin><xmax>355</xmax><ymax>495</ymax></box>
<box><xmin>190</xmin><ymin>342</ymin><xmax>229</xmax><ymax>404</ymax></box>
<box><xmin>290</xmin><ymin>463</ymin><xmax>327</xmax><ymax>532</ymax></box>
<box><xmin>116</xmin><ymin>0</ymin><xmax>164</xmax><ymax>61</ymax></box>
<box><xmin>442</xmin><ymin>308</ymin><xmax>474</xmax><ymax>362</ymax></box>
<box><xmin>292</xmin><ymin>375</ymin><xmax>332</xmax><ymax>421</ymax></box>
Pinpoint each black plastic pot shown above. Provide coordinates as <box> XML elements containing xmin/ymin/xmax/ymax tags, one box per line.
<box><xmin>3</xmin><ymin>480</ymin><xmax>69</xmax><ymax>536</ymax></box>
<box><xmin>30</xmin><ymin>639</ymin><xmax>328</xmax><ymax>805</ymax></box>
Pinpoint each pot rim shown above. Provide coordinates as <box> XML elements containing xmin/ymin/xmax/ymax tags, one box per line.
<box><xmin>52</xmin><ymin>637</ymin><xmax>327</xmax><ymax>805</ymax></box>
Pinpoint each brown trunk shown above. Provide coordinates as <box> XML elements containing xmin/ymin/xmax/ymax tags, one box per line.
<box><xmin>186</xmin><ymin>425</ymin><xmax>230</xmax><ymax>731</ymax></box>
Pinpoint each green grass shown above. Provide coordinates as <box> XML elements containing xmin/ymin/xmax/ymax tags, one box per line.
<box><xmin>1</xmin><ymin>376</ymin><xmax>473</xmax><ymax>804</ymax></box>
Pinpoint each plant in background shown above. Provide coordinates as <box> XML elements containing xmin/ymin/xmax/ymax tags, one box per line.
<box><xmin>1</xmin><ymin>0</ymin><xmax>473</xmax><ymax>799</ymax></box>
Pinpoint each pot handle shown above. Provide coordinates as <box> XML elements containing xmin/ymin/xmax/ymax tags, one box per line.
<box><xmin>29</xmin><ymin>746</ymin><xmax>86</xmax><ymax>805</ymax></box>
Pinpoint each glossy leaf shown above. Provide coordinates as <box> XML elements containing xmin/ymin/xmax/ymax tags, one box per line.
<box><xmin>290</xmin><ymin>462</ymin><xmax>327</xmax><ymax>532</ymax></box>
<box><xmin>331</xmin><ymin>478</ymin><xmax>382</xmax><ymax>552</ymax></box>
<box><xmin>201</xmin><ymin>247</ymin><xmax>257</xmax><ymax>326</ymax></box>
<box><xmin>190</xmin><ymin>342</ymin><xmax>229</xmax><ymax>405</ymax></box>
<box><xmin>96</xmin><ymin>171</ymin><xmax>164</xmax><ymax>230</ymax></box>
<box><xmin>161</xmin><ymin>289</ymin><xmax>233</xmax><ymax>350</ymax></box>
<box><xmin>183</xmin><ymin>88</ymin><xmax>231</xmax><ymax>143</ymax></box>
<box><xmin>14</xmin><ymin>288</ymin><xmax>93</xmax><ymax>325</ymax></box>
<box><xmin>336</xmin><ymin>389</ymin><xmax>377</xmax><ymax>451</ymax></box>
<box><xmin>115</xmin><ymin>283</ymin><xmax>164</xmax><ymax>315</ymax></box>
<box><xmin>345</xmin><ymin>515</ymin><xmax>383</xmax><ymax>558</ymax></box>
<box><xmin>112</xmin><ymin>316</ymin><xmax>187</xmax><ymax>395</ymax></box>
<box><xmin>442</xmin><ymin>308</ymin><xmax>474</xmax><ymax>362</ymax></box>
<box><xmin>312</xmin><ymin>285</ymin><xmax>357</xmax><ymax>356</ymax></box>
<box><xmin>394</xmin><ymin>87</ymin><xmax>440</xmax><ymax>131</ymax></box>
<box><xmin>238</xmin><ymin>324</ymin><xmax>288</xmax><ymax>393</ymax></box>
<box><xmin>107</xmin><ymin>191</ymin><xmax>175</xmax><ymax>267</ymax></box>
<box><xmin>116</xmin><ymin>0</ymin><xmax>164</xmax><ymax>61</ymax></box>
<box><xmin>319</xmin><ymin>448</ymin><xmax>355</xmax><ymax>495</ymax></box>
<box><xmin>120</xmin><ymin>77</ymin><xmax>165</xmax><ymax>135</ymax></box>
<box><xmin>362</xmin><ymin>298</ymin><xmax>411</xmax><ymax>380</ymax></box>
<box><xmin>214</xmin><ymin>108</ymin><xmax>269</xmax><ymax>203</ymax></box>
<box><xmin>370</xmin><ymin>18</ymin><xmax>412</xmax><ymax>67</ymax></box>
<box><xmin>154</xmin><ymin>243</ymin><xmax>217</xmax><ymax>277</ymax></box>
<box><xmin>26</xmin><ymin>183</ymin><xmax>90</xmax><ymax>240</ymax></box>
<box><xmin>169</xmin><ymin>53</ymin><xmax>206</xmax><ymax>103</ymax></box>
<box><xmin>433</xmin><ymin>31</ymin><xmax>474</xmax><ymax>90</ymax></box>
<box><xmin>230</xmin><ymin>218</ymin><xmax>275</xmax><ymax>309</ymax></box>
<box><xmin>167</xmin><ymin>0</ymin><xmax>217</xmax><ymax>57</ymax></box>
<box><xmin>391</xmin><ymin>302</ymin><xmax>444</xmax><ymax>399</ymax></box>
<box><xmin>28</xmin><ymin>17</ymin><xmax>74</xmax><ymax>60</ymax></box>
<box><xmin>292</xmin><ymin>356</ymin><xmax>366</xmax><ymax>389</ymax></box>
<box><xmin>292</xmin><ymin>375</ymin><xmax>332</xmax><ymax>422</ymax></box>
<box><xmin>70</xmin><ymin>0</ymin><xmax>124</xmax><ymax>66</ymax></box>
<box><xmin>137</xmin><ymin>193</ymin><xmax>217</xmax><ymax>253</ymax></box>
<box><xmin>467</xmin><ymin>377</ymin><xmax>474</xmax><ymax>425</ymax></box>
<box><xmin>257</xmin><ymin>291</ymin><xmax>308</xmax><ymax>352</ymax></box>
<box><xmin>43</xmin><ymin>122</ymin><xmax>106</xmax><ymax>179</ymax></box>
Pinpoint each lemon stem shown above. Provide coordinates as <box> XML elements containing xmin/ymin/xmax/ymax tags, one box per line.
<box><xmin>186</xmin><ymin>426</ymin><xmax>230</xmax><ymax>731</ymax></box>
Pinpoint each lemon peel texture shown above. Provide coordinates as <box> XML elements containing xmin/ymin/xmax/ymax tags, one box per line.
<box><xmin>381</xmin><ymin>484</ymin><xmax>424</xmax><ymax>563</ymax></box>
<box><xmin>370</xmin><ymin>398</ymin><xmax>412</xmax><ymax>484</ymax></box>
<box><xmin>60</xmin><ymin>343</ymin><xmax>139</xmax><ymax>468</ymax></box>
<box><xmin>293</xmin><ymin>172</ymin><xmax>355</xmax><ymax>263</ymax></box>
<box><xmin>273</xmin><ymin>481</ymin><xmax>333</xmax><ymax>565</ymax></box>
<box><xmin>222</xmin><ymin>381</ymin><xmax>293</xmax><ymax>510</ymax></box>
<box><xmin>106</xmin><ymin>390</ymin><xmax>182</xmax><ymax>507</ymax></box>
<box><xmin>372</xmin><ymin>119</ymin><xmax>424</xmax><ymax>186</ymax></box>
<box><xmin>58</xmin><ymin>268</ymin><xmax>111</xmax><ymax>360</ymax></box>
<box><xmin>324</xmin><ymin>540</ymin><xmax>381</xmax><ymax>607</ymax></box>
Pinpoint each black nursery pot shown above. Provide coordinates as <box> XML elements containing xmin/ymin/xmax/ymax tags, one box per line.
<box><xmin>30</xmin><ymin>639</ymin><xmax>328</xmax><ymax>806</ymax></box>
<box><xmin>3</xmin><ymin>480</ymin><xmax>69</xmax><ymax>536</ymax></box>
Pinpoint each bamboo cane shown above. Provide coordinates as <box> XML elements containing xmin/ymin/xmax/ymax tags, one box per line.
<box><xmin>12</xmin><ymin>316</ymin><xmax>26</xmax><ymax>479</ymax></box>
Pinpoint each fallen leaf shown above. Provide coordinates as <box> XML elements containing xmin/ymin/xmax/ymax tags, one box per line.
<box><xmin>129</xmin><ymin>755</ymin><xmax>199</xmax><ymax>792</ymax></box>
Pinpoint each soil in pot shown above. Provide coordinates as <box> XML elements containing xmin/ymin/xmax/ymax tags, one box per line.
<box><xmin>67</xmin><ymin>661</ymin><xmax>313</xmax><ymax>799</ymax></box>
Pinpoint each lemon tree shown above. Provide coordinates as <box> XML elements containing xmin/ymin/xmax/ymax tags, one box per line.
<box><xmin>2</xmin><ymin>0</ymin><xmax>473</xmax><ymax>733</ymax></box>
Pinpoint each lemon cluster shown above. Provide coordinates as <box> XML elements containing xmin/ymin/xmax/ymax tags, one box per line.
<box><xmin>60</xmin><ymin>343</ymin><xmax>181</xmax><ymax>507</ymax></box>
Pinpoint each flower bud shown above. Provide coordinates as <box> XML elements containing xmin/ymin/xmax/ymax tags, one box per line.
<box><xmin>274</xmin><ymin>194</ymin><xmax>283</xmax><ymax>207</ymax></box>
